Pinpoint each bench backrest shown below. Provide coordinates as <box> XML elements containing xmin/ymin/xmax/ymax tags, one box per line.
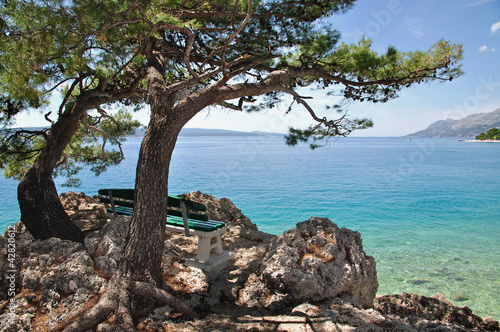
<box><xmin>97</xmin><ymin>189</ymin><xmax>209</xmax><ymax>222</ymax></box>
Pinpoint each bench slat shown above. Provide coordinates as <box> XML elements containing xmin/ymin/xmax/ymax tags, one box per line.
<box><xmin>166</xmin><ymin>209</ymin><xmax>209</xmax><ymax>221</ymax></box>
<box><xmin>109</xmin><ymin>206</ymin><xmax>134</xmax><ymax>215</ymax></box>
<box><xmin>99</xmin><ymin>196</ymin><xmax>209</xmax><ymax>221</ymax></box>
<box><xmin>167</xmin><ymin>195</ymin><xmax>207</xmax><ymax>212</ymax></box>
<box><xmin>166</xmin><ymin>216</ymin><xmax>225</xmax><ymax>232</ymax></box>
<box><xmin>100</xmin><ymin>197</ymin><xmax>134</xmax><ymax>209</ymax></box>
<box><xmin>98</xmin><ymin>189</ymin><xmax>207</xmax><ymax>212</ymax></box>
<box><xmin>167</xmin><ymin>215</ymin><xmax>225</xmax><ymax>228</ymax></box>
<box><xmin>98</xmin><ymin>189</ymin><xmax>134</xmax><ymax>200</ymax></box>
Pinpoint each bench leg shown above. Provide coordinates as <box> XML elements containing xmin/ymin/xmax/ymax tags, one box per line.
<box><xmin>212</xmin><ymin>235</ymin><xmax>223</xmax><ymax>255</ymax></box>
<box><xmin>196</xmin><ymin>236</ymin><xmax>211</xmax><ymax>262</ymax></box>
<box><xmin>196</xmin><ymin>235</ymin><xmax>223</xmax><ymax>262</ymax></box>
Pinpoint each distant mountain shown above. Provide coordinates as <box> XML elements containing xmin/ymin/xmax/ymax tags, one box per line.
<box><xmin>131</xmin><ymin>127</ymin><xmax>282</xmax><ymax>137</ymax></box>
<box><xmin>409</xmin><ymin>108</ymin><xmax>500</xmax><ymax>137</ymax></box>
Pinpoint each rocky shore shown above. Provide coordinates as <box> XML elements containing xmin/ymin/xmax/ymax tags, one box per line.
<box><xmin>0</xmin><ymin>191</ymin><xmax>498</xmax><ymax>331</ymax></box>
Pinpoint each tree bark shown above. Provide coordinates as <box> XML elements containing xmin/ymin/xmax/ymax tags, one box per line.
<box><xmin>17</xmin><ymin>110</ymin><xmax>85</xmax><ymax>243</ymax></box>
<box><xmin>118</xmin><ymin>107</ymin><xmax>182</xmax><ymax>284</ymax></box>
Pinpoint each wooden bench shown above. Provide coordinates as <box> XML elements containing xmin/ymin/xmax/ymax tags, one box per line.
<box><xmin>98</xmin><ymin>189</ymin><xmax>227</xmax><ymax>262</ymax></box>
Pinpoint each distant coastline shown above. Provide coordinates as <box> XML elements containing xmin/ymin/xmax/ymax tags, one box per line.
<box><xmin>459</xmin><ymin>139</ymin><xmax>500</xmax><ymax>143</ymax></box>
<box><xmin>131</xmin><ymin>127</ymin><xmax>284</xmax><ymax>137</ymax></box>
<box><xmin>3</xmin><ymin>126</ymin><xmax>284</xmax><ymax>138</ymax></box>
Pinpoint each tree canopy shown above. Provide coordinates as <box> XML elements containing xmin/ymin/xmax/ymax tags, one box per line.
<box><xmin>0</xmin><ymin>1</ymin><xmax>145</xmax><ymax>184</ymax></box>
<box><xmin>1</xmin><ymin>0</ymin><xmax>463</xmax><ymax>149</ymax></box>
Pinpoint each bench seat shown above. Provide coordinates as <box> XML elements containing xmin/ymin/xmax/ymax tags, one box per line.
<box><xmin>98</xmin><ymin>189</ymin><xmax>227</xmax><ymax>262</ymax></box>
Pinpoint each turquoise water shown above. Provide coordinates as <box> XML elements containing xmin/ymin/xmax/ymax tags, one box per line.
<box><xmin>1</xmin><ymin>136</ymin><xmax>499</xmax><ymax>319</ymax></box>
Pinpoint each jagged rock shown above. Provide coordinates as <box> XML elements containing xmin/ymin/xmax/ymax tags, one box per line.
<box><xmin>59</xmin><ymin>191</ymin><xmax>107</xmax><ymax>232</ymax></box>
<box><xmin>376</xmin><ymin>293</ymin><xmax>500</xmax><ymax>331</ymax></box>
<box><xmin>84</xmin><ymin>215</ymin><xmax>130</xmax><ymax>276</ymax></box>
<box><xmin>181</xmin><ymin>191</ymin><xmax>258</xmax><ymax>230</ymax></box>
<box><xmin>136</xmin><ymin>305</ymin><xmax>174</xmax><ymax>331</ymax></box>
<box><xmin>0</xmin><ymin>235</ymin><xmax>106</xmax><ymax>331</ymax></box>
<box><xmin>287</xmin><ymin>300</ymin><xmax>414</xmax><ymax>331</ymax></box>
<box><xmin>236</xmin><ymin>217</ymin><xmax>378</xmax><ymax>309</ymax></box>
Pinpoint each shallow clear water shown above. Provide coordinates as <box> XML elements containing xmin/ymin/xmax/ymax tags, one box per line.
<box><xmin>1</xmin><ymin>136</ymin><xmax>499</xmax><ymax>319</ymax></box>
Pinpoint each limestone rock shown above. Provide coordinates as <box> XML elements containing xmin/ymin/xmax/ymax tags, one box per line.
<box><xmin>59</xmin><ymin>191</ymin><xmax>106</xmax><ymax>232</ymax></box>
<box><xmin>84</xmin><ymin>215</ymin><xmax>130</xmax><ymax>276</ymax></box>
<box><xmin>376</xmin><ymin>293</ymin><xmax>500</xmax><ymax>331</ymax></box>
<box><xmin>237</xmin><ymin>217</ymin><xmax>378</xmax><ymax>309</ymax></box>
<box><xmin>181</xmin><ymin>191</ymin><xmax>258</xmax><ymax>230</ymax></box>
<box><xmin>0</xmin><ymin>235</ymin><xmax>106</xmax><ymax>331</ymax></box>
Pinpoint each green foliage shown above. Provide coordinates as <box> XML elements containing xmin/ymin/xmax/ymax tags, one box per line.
<box><xmin>285</xmin><ymin>118</ymin><xmax>373</xmax><ymax>149</ymax></box>
<box><xmin>0</xmin><ymin>128</ymin><xmax>47</xmax><ymax>178</ymax></box>
<box><xmin>1</xmin><ymin>0</ymin><xmax>146</xmax><ymax>185</ymax></box>
<box><xmin>0</xmin><ymin>96</ymin><xmax>27</xmax><ymax>125</ymax></box>
<box><xmin>476</xmin><ymin>128</ymin><xmax>500</xmax><ymax>141</ymax></box>
<box><xmin>280</xmin><ymin>37</ymin><xmax>462</xmax><ymax>147</ymax></box>
<box><xmin>56</xmin><ymin>109</ymin><xmax>140</xmax><ymax>186</ymax></box>
<box><xmin>0</xmin><ymin>0</ymin><xmax>148</xmax><ymax>117</ymax></box>
<box><xmin>0</xmin><ymin>109</ymin><xmax>140</xmax><ymax>186</ymax></box>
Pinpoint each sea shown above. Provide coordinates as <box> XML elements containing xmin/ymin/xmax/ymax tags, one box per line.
<box><xmin>1</xmin><ymin>135</ymin><xmax>499</xmax><ymax>319</ymax></box>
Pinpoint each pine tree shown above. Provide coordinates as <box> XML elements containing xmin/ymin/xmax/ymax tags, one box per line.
<box><xmin>1</xmin><ymin>1</ymin><xmax>463</xmax><ymax>329</ymax></box>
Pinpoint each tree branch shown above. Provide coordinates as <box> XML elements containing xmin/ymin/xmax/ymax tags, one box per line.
<box><xmin>80</xmin><ymin>111</ymin><xmax>125</xmax><ymax>158</ymax></box>
<box><xmin>184</xmin><ymin>31</ymin><xmax>198</xmax><ymax>78</ymax></box>
<box><xmin>57</xmin><ymin>77</ymin><xmax>84</xmax><ymax>117</ymax></box>
<box><xmin>221</xmin><ymin>0</ymin><xmax>252</xmax><ymax>80</ymax></box>
<box><xmin>55</xmin><ymin>151</ymin><xmax>69</xmax><ymax>168</ymax></box>
<box><xmin>277</xmin><ymin>86</ymin><xmax>323</xmax><ymax>123</ymax></box>
<box><xmin>217</xmin><ymin>96</ymin><xmax>256</xmax><ymax>111</ymax></box>
<box><xmin>166</xmin><ymin>53</ymin><xmax>251</xmax><ymax>94</ymax></box>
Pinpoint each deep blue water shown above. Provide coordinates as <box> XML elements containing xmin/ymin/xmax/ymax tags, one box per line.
<box><xmin>1</xmin><ymin>136</ymin><xmax>499</xmax><ymax>319</ymax></box>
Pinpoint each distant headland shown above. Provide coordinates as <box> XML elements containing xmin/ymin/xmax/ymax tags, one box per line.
<box><xmin>408</xmin><ymin>108</ymin><xmax>500</xmax><ymax>138</ymax></box>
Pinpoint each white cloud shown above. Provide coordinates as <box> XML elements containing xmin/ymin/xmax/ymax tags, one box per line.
<box><xmin>411</xmin><ymin>27</ymin><xmax>425</xmax><ymax>38</ymax></box>
<box><xmin>405</xmin><ymin>18</ymin><xmax>425</xmax><ymax>38</ymax></box>
<box><xmin>491</xmin><ymin>21</ymin><xmax>500</xmax><ymax>34</ymax></box>
<box><xmin>462</xmin><ymin>0</ymin><xmax>497</xmax><ymax>8</ymax></box>
<box><xmin>479</xmin><ymin>45</ymin><xmax>497</xmax><ymax>52</ymax></box>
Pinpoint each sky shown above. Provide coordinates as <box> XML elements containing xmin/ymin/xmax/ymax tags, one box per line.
<box><xmin>14</xmin><ymin>0</ymin><xmax>500</xmax><ymax>137</ymax></box>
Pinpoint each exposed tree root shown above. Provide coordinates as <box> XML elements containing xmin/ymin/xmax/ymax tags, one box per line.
<box><xmin>57</xmin><ymin>274</ymin><xmax>196</xmax><ymax>332</ymax></box>
<box><xmin>132</xmin><ymin>280</ymin><xmax>196</xmax><ymax>319</ymax></box>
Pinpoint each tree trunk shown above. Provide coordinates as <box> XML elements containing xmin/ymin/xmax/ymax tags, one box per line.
<box><xmin>118</xmin><ymin>110</ymin><xmax>181</xmax><ymax>285</ymax></box>
<box><xmin>117</xmin><ymin>42</ymin><xmax>185</xmax><ymax>283</ymax></box>
<box><xmin>17</xmin><ymin>111</ymin><xmax>85</xmax><ymax>243</ymax></box>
